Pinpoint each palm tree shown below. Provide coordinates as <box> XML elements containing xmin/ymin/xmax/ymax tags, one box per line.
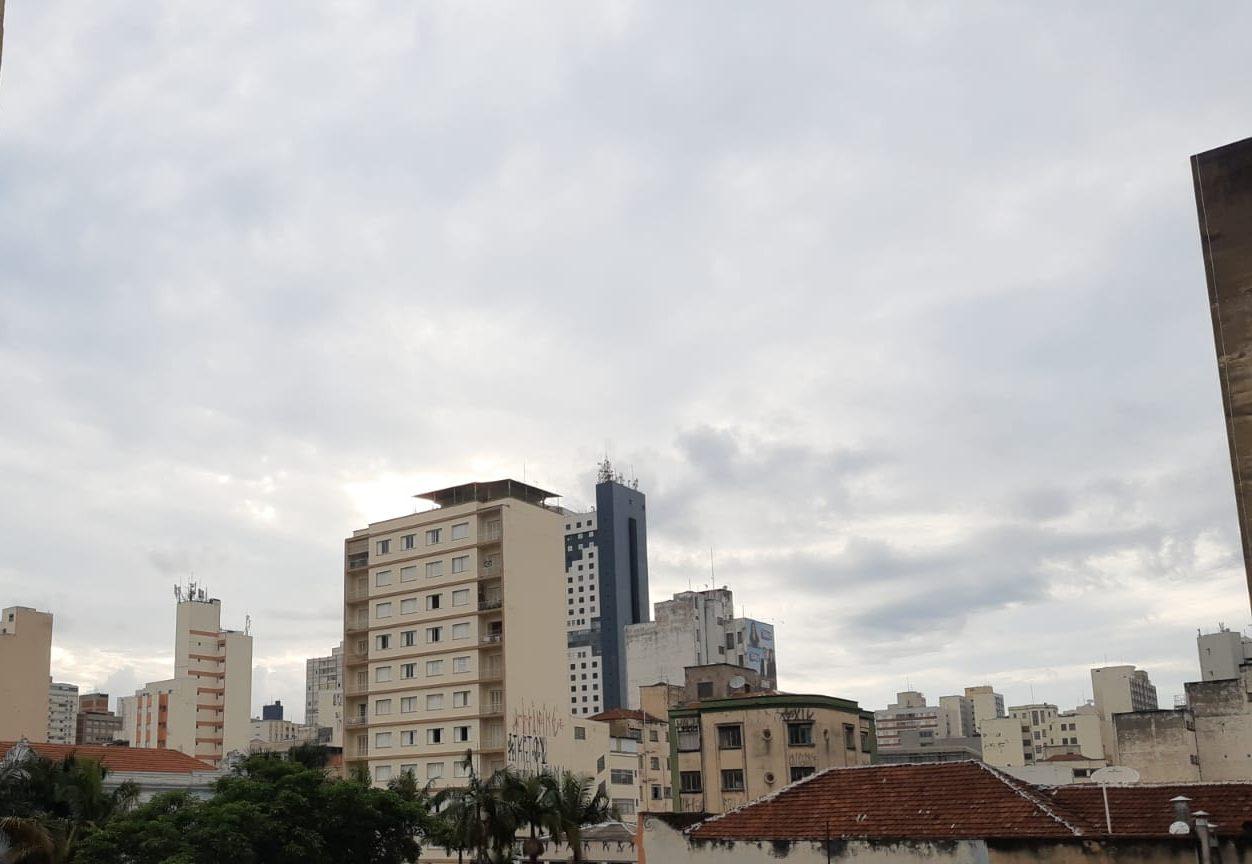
<box><xmin>0</xmin><ymin>816</ymin><xmax>56</xmax><ymax>864</ymax></box>
<box><xmin>500</xmin><ymin>771</ymin><xmax>555</xmax><ymax>864</ymax></box>
<box><xmin>542</xmin><ymin>771</ymin><xmax>614</xmax><ymax>864</ymax></box>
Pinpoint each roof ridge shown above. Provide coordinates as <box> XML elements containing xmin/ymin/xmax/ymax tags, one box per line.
<box><xmin>975</xmin><ymin>762</ymin><xmax>1086</xmax><ymax>836</ymax></box>
<box><xmin>686</xmin><ymin>761</ymin><xmax>840</xmax><ymax>834</ymax></box>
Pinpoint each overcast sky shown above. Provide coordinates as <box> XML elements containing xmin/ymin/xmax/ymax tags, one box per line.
<box><xmin>3</xmin><ymin>3</ymin><xmax>1251</xmax><ymax>723</ymax></box>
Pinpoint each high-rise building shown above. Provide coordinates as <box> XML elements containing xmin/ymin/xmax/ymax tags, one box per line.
<box><xmin>127</xmin><ymin>588</ymin><xmax>253</xmax><ymax>767</ymax></box>
<box><xmin>1091</xmin><ymin>664</ymin><xmax>1157</xmax><ymax>762</ymax></box>
<box><xmin>261</xmin><ymin>701</ymin><xmax>284</xmax><ymax>721</ymax></box>
<box><xmin>624</xmin><ymin>588</ymin><xmax>777</xmax><ymax>708</ymax></box>
<box><xmin>0</xmin><ymin>606</ymin><xmax>53</xmax><ymax>743</ymax></box>
<box><xmin>873</xmin><ymin>691</ymin><xmax>938</xmax><ymax>749</ymax></box>
<box><xmin>563</xmin><ymin>462</ymin><xmax>650</xmax><ymax>716</ymax></box>
<box><xmin>341</xmin><ymin>479</ymin><xmax>607</xmax><ymax>787</ymax></box>
<box><xmin>47</xmin><ymin>681</ymin><xmax>79</xmax><ymax>745</ymax></box>
<box><xmin>1193</xmin><ymin>136</ymin><xmax>1252</xmax><ymax>613</ymax></box>
<box><xmin>964</xmin><ymin>685</ymin><xmax>1006</xmax><ymax>732</ymax></box>
<box><xmin>305</xmin><ymin>644</ymin><xmax>342</xmax><ymax>727</ymax></box>
<box><xmin>76</xmin><ymin>693</ymin><xmax>124</xmax><ymax>745</ymax></box>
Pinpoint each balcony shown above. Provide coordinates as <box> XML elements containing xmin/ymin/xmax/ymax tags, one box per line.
<box><xmin>480</xmin><ymin>633</ymin><xmax>503</xmax><ymax>645</ymax></box>
<box><xmin>345</xmin><ymin>680</ymin><xmax>370</xmax><ymax>696</ymax></box>
<box><xmin>346</xmin><ymin>716</ymin><xmax>369</xmax><ymax>728</ymax></box>
<box><xmin>345</xmin><ymin>617</ymin><xmax>370</xmax><ymax>634</ymax></box>
<box><xmin>480</xmin><ymin>659</ymin><xmax>504</xmax><ymax>681</ymax></box>
<box><xmin>346</xmin><ymin>585</ymin><xmax>370</xmax><ymax>602</ymax></box>
<box><xmin>346</xmin><ymin>553</ymin><xmax>369</xmax><ymax>571</ymax></box>
<box><xmin>478</xmin><ymin>523</ymin><xmax>502</xmax><ymax>544</ymax></box>
<box><xmin>477</xmin><ymin>594</ymin><xmax>502</xmax><ymax>612</ymax></box>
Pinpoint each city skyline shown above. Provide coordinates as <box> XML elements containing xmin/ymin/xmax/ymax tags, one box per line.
<box><xmin>3</xmin><ymin>4</ymin><xmax>1252</xmax><ymax>725</ymax></box>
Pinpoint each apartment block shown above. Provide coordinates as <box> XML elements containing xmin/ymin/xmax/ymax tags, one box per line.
<box><xmin>305</xmin><ymin>645</ymin><xmax>343</xmax><ymax>727</ymax></box>
<box><xmin>341</xmin><ymin>479</ymin><xmax>607</xmax><ymax>787</ymax></box>
<box><xmin>0</xmin><ymin>606</ymin><xmax>53</xmax><ymax>743</ymax></box>
<box><xmin>1092</xmin><ymin>664</ymin><xmax>1158</xmax><ymax>761</ymax></box>
<box><xmin>128</xmin><ymin>590</ymin><xmax>253</xmax><ymax>766</ymax></box>
<box><xmin>964</xmin><ymin>685</ymin><xmax>1006</xmax><ymax>732</ymax></box>
<box><xmin>563</xmin><ymin>463</ymin><xmax>650</xmax><ymax>716</ymax></box>
<box><xmin>625</xmin><ymin>588</ymin><xmax>777</xmax><ymax>708</ymax></box>
<box><xmin>671</xmin><ymin>685</ymin><xmax>875</xmax><ymax>815</ymax></box>
<box><xmin>247</xmin><ymin>716</ymin><xmax>320</xmax><ymax>753</ymax></box>
<box><xmin>1198</xmin><ymin>626</ymin><xmax>1252</xmax><ymax>681</ymax></box>
<box><xmin>590</xmin><ymin>707</ymin><xmax>672</xmax><ymax>819</ymax></box>
<box><xmin>76</xmin><ymin>693</ymin><xmax>124</xmax><ymax>745</ymax></box>
<box><xmin>48</xmin><ymin>682</ymin><xmax>79</xmax><ymax>744</ymax></box>
<box><xmin>873</xmin><ymin>692</ymin><xmax>937</xmax><ymax>749</ymax></box>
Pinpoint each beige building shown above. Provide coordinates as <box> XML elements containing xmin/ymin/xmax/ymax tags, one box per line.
<box><xmin>982</xmin><ymin>703</ymin><xmax>1104</xmax><ymax>771</ymax></box>
<box><xmin>671</xmin><ymin>688</ymin><xmax>875</xmax><ymax>814</ymax></box>
<box><xmin>305</xmin><ymin>644</ymin><xmax>342</xmax><ymax>728</ymax></box>
<box><xmin>0</xmin><ymin>606</ymin><xmax>53</xmax><ymax>743</ymax></box>
<box><xmin>315</xmin><ymin>687</ymin><xmax>344</xmax><ymax>747</ymax></box>
<box><xmin>1091</xmin><ymin>664</ymin><xmax>1157</xmax><ymax>761</ymax></box>
<box><xmin>248</xmin><ymin>717</ymin><xmax>320</xmax><ymax>753</ymax></box>
<box><xmin>76</xmin><ymin>693</ymin><xmax>124</xmax><ymax>745</ymax></box>
<box><xmin>590</xmin><ymin>706</ymin><xmax>673</xmax><ymax>818</ymax></box>
<box><xmin>964</xmin><ymin>685</ymin><xmax>1005</xmax><ymax>732</ymax></box>
<box><xmin>48</xmin><ymin>681</ymin><xmax>79</xmax><ymax>745</ymax></box>
<box><xmin>128</xmin><ymin>591</ymin><xmax>253</xmax><ymax>767</ymax></box>
<box><xmin>342</xmin><ymin>479</ymin><xmax>607</xmax><ymax>789</ymax></box>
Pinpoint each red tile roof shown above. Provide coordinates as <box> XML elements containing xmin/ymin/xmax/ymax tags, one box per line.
<box><xmin>1044</xmin><ymin>784</ymin><xmax>1252</xmax><ymax>838</ymax></box>
<box><xmin>690</xmin><ymin>762</ymin><xmax>1086</xmax><ymax>841</ymax></box>
<box><xmin>1</xmin><ymin>741</ymin><xmax>217</xmax><ymax>774</ymax></box>
<box><xmin>588</xmin><ymin>708</ymin><xmax>665</xmax><ymax>724</ymax></box>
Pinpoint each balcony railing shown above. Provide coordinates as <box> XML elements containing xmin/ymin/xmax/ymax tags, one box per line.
<box><xmin>346</xmin><ymin>585</ymin><xmax>370</xmax><ymax>601</ymax></box>
<box><xmin>345</xmin><ymin>617</ymin><xmax>370</xmax><ymax>633</ymax></box>
<box><xmin>346</xmin><ymin>554</ymin><xmax>369</xmax><ymax>571</ymax></box>
<box><xmin>346</xmin><ymin>716</ymin><xmax>368</xmax><ymax>727</ymax></box>
<box><xmin>478</xmin><ymin>525</ymin><xmax>502</xmax><ymax>544</ymax></box>
<box><xmin>477</xmin><ymin>596</ymin><xmax>502</xmax><ymax>611</ymax></box>
<box><xmin>480</xmin><ymin>633</ymin><xmax>503</xmax><ymax>645</ymax></box>
<box><xmin>345</xmin><ymin>681</ymin><xmax>370</xmax><ymax>696</ymax></box>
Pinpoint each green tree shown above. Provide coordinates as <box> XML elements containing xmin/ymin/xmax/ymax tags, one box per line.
<box><xmin>542</xmin><ymin>771</ymin><xmax>614</xmax><ymax>864</ymax></box>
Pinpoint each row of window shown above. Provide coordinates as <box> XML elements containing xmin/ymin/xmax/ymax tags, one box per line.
<box><xmin>678</xmin><ymin>766</ymin><xmax>815</xmax><ymax>794</ymax></box>
<box><xmin>374</xmin><ymin>621</ymin><xmax>473</xmax><ymax>648</ymax></box>
<box><xmin>373</xmin><ymin>655</ymin><xmax>473</xmax><ymax>679</ymax></box>
<box><xmin>677</xmin><ymin>721</ymin><xmax>868</xmax><ymax>752</ymax></box>
<box><xmin>374</xmin><ymin>725</ymin><xmax>472</xmax><ymax>748</ymax></box>
<box><xmin>376</xmin><ymin>523</ymin><xmax>470</xmax><ymax>556</ymax></box>
<box><xmin>374</xmin><ymin>691</ymin><xmax>474</xmax><ymax>714</ymax></box>
<box><xmin>374</xmin><ymin>761</ymin><xmax>469</xmax><ymax>782</ymax></box>
<box><xmin>375</xmin><ymin>557</ymin><xmax>472</xmax><ymax>588</ymax></box>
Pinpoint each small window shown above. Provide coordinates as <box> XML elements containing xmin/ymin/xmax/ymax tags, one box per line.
<box><xmin>649</xmin><ymin>730</ymin><xmax>659</xmax><ymax>742</ymax></box>
<box><xmin>426</xmin><ymin>594</ymin><xmax>442</xmax><ymax>611</ymax></box>
<box><xmin>452</xmin><ymin>589</ymin><xmax>469</xmax><ymax>606</ymax></box>
<box><xmin>454</xmin><ymin>725</ymin><xmax>471</xmax><ymax>742</ymax></box>
<box><xmin>843</xmin><ymin>724</ymin><xmax>856</xmax><ymax>750</ymax></box>
<box><xmin>402</xmin><ymin>533</ymin><xmax>415</xmax><ymax>550</ymax></box>
<box><xmin>697</xmin><ymin>682</ymin><xmax>713</xmax><ymax>698</ymax></box>
<box><xmin>375</xmin><ymin>699</ymin><xmax>392</xmax><ymax>716</ymax></box>
<box><xmin>717</xmin><ymin>724</ymin><xmax>743</xmax><ymax>750</ymax></box>
<box><xmin>401</xmin><ymin>630</ymin><xmax>416</xmax><ymax>647</ymax></box>
<box><xmin>375</xmin><ymin>570</ymin><xmax>392</xmax><ymax>587</ymax></box>
<box><xmin>453</xmin><ymin>761</ymin><xmax>470</xmax><ymax>778</ymax></box>
<box><xmin>427</xmin><ymin>762</ymin><xmax>444</xmax><ymax>780</ymax></box>
<box><xmin>400</xmin><ymin>663</ymin><xmax>416</xmax><ymax>679</ymax></box>
<box><xmin>650</xmin><ymin>757</ymin><xmax>660</xmax><ymax>770</ymax></box>
<box><xmin>452</xmin><ymin>656</ymin><xmax>470</xmax><ymax>673</ymax></box>
<box><xmin>374</xmin><ymin>765</ymin><xmax>392</xmax><ymax>781</ymax></box>
<box><xmin>400</xmin><ymin>731</ymin><xmax>416</xmax><ymax>746</ymax></box>
<box><xmin>451</xmin><ymin>622</ymin><xmax>470</xmax><ymax>640</ymax></box>
<box><xmin>426</xmin><ymin>529</ymin><xmax>442</xmax><ymax>545</ymax></box>
<box><xmin>610</xmin><ymin>769</ymin><xmax>634</xmax><ymax>784</ymax></box>
<box><xmin>400</xmin><ymin>697</ymin><xmax>416</xmax><ymax>713</ymax></box>
<box><xmin>452</xmin><ymin>690</ymin><xmax>469</xmax><ymax>708</ymax></box>
<box><xmin>574</xmin><ymin>726</ymin><xmax>586</xmax><ymax>740</ymax></box>
<box><xmin>375</xmin><ymin>732</ymin><xmax>392</xmax><ymax>749</ymax></box>
<box><xmin>451</xmin><ymin>522</ymin><xmax>469</xmax><ymax>540</ymax></box>
<box><xmin>375</xmin><ymin>666</ymin><xmax>392</xmax><ymax>683</ymax></box>
<box><xmin>860</xmin><ymin>730</ymin><xmax>870</xmax><ymax>752</ymax></box>
<box><xmin>376</xmin><ymin>634</ymin><xmax>391</xmax><ymax>650</ymax></box>
<box><xmin>376</xmin><ymin>602</ymin><xmax>393</xmax><ymax>619</ymax></box>
<box><xmin>788</xmin><ymin>722</ymin><xmax>814</xmax><ymax>747</ymax></box>
<box><xmin>399</xmin><ymin>566</ymin><xmax>417</xmax><ymax>582</ymax></box>
<box><xmin>426</xmin><ymin>627</ymin><xmax>442</xmax><ymax>643</ymax></box>
<box><xmin>720</xmin><ymin>769</ymin><xmax>744</xmax><ymax>791</ymax></box>
<box><xmin>426</xmin><ymin>561</ymin><xmax>444</xmax><ymax>579</ymax></box>
<box><xmin>451</xmin><ymin>555</ymin><xmax>469</xmax><ymax>574</ymax></box>
<box><xmin>427</xmin><ymin>728</ymin><xmax>444</xmax><ymax>744</ymax></box>
<box><xmin>789</xmin><ymin>766</ymin><xmax>816</xmax><ymax>783</ymax></box>
<box><xmin>651</xmin><ymin>784</ymin><xmax>663</xmax><ymax>800</ymax></box>
<box><xmin>426</xmin><ymin>660</ymin><xmax>444</xmax><ymax>677</ymax></box>
<box><xmin>400</xmin><ymin>598</ymin><xmax>418</xmax><ymax>614</ymax></box>
<box><xmin>426</xmin><ymin>694</ymin><xmax>444</xmax><ymax>710</ymax></box>
<box><xmin>377</xmin><ymin>540</ymin><xmax>390</xmax><ymax>555</ymax></box>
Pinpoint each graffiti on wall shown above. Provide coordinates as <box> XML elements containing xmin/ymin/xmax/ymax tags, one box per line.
<box><xmin>508</xmin><ymin>701</ymin><xmax>567</xmax><ymax>773</ymax></box>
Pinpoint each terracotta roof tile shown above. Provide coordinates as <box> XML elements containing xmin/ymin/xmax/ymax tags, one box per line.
<box><xmin>1044</xmin><ymin>783</ymin><xmax>1252</xmax><ymax>838</ymax></box>
<box><xmin>0</xmin><ymin>741</ymin><xmax>217</xmax><ymax>774</ymax></box>
<box><xmin>588</xmin><ymin>708</ymin><xmax>665</xmax><ymax>724</ymax></box>
<box><xmin>689</xmin><ymin>762</ymin><xmax>1086</xmax><ymax>841</ymax></box>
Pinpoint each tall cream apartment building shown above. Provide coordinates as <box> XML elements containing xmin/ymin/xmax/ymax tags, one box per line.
<box><xmin>48</xmin><ymin>682</ymin><xmax>79</xmax><ymax>744</ymax></box>
<box><xmin>0</xmin><ymin>606</ymin><xmax>53</xmax><ymax>743</ymax></box>
<box><xmin>128</xmin><ymin>592</ymin><xmax>253</xmax><ymax>767</ymax></box>
<box><xmin>342</xmin><ymin>480</ymin><xmax>607</xmax><ymax>787</ymax></box>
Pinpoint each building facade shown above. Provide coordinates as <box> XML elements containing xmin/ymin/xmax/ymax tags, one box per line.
<box><xmin>0</xmin><ymin>606</ymin><xmax>53</xmax><ymax>743</ymax></box>
<box><xmin>590</xmin><ymin>707</ymin><xmax>672</xmax><ymax>818</ymax></box>
<box><xmin>128</xmin><ymin>591</ymin><xmax>253</xmax><ymax>767</ymax></box>
<box><xmin>341</xmin><ymin>479</ymin><xmax>607</xmax><ymax>788</ymax></box>
<box><xmin>76</xmin><ymin>693</ymin><xmax>124</xmax><ymax>745</ymax></box>
<box><xmin>625</xmin><ymin>588</ymin><xmax>777</xmax><ymax>708</ymax></box>
<box><xmin>48</xmin><ymin>681</ymin><xmax>79</xmax><ymax>745</ymax></box>
<box><xmin>873</xmin><ymin>691</ymin><xmax>937</xmax><ymax>750</ymax></box>
<box><xmin>305</xmin><ymin>645</ymin><xmax>342</xmax><ymax>727</ymax></box>
<box><xmin>964</xmin><ymin>685</ymin><xmax>1006</xmax><ymax>731</ymax></box>
<box><xmin>1092</xmin><ymin>664</ymin><xmax>1158</xmax><ymax>760</ymax></box>
<box><xmin>563</xmin><ymin>464</ymin><xmax>650</xmax><ymax>716</ymax></box>
<box><xmin>671</xmin><ymin>692</ymin><xmax>875</xmax><ymax>814</ymax></box>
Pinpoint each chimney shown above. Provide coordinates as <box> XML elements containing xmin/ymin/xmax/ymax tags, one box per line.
<box><xmin>1169</xmin><ymin>795</ymin><xmax>1192</xmax><ymax>835</ymax></box>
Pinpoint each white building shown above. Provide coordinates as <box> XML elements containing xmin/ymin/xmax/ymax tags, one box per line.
<box><xmin>305</xmin><ymin>644</ymin><xmax>342</xmax><ymax>728</ymax></box>
<box><xmin>47</xmin><ymin>681</ymin><xmax>79</xmax><ymax>745</ymax></box>
<box><xmin>624</xmin><ymin>588</ymin><xmax>777</xmax><ymax>709</ymax></box>
<box><xmin>1197</xmin><ymin>625</ymin><xmax>1252</xmax><ymax>682</ymax></box>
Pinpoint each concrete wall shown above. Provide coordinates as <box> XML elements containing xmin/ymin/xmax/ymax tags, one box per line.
<box><xmin>1114</xmin><ymin>710</ymin><xmax>1201</xmax><ymax>782</ymax></box>
<box><xmin>0</xmin><ymin>606</ymin><xmax>53</xmax><ymax>743</ymax></box>
<box><xmin>981</xmin><ymin>716</ymin><xmax>1029</xmax><ymax>768</ymax></box>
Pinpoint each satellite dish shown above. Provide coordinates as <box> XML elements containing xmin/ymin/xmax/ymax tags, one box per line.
<box><xmin>1091</xmin><ymin>766</ymin><xmax>1140</xmax><ymax>785</ymax></box>
<box><xmin>728</xmin><ymin>675</ymin><xmax>746</xmax><ymax>691</ymax></box>
<box><xmin>1169</xmin><ymin>821</ymin><xmax>1191</xmax><ymax>835</ymax></box>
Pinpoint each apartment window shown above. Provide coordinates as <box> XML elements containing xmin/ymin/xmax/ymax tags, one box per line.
<box><xmin>574</xmin><ymin>726</ymin><xmax>587</xmax><ymax>740</ymax></box>
<box><xmin>376</xmin><ymin>634</ymin><xmax>391</xmax><ymax>650</ymax></box>
<box><xmin>401</xmin><ymin>763</ymin><xmax>417</xmax><ymax>776</ymax></box>
<box><xmin>426</xmin><ymin>660</ymin><xmax>444</xmax><ymax>677</ymax></box>
<box><xmin>452</xmin><ymin>690</ymin><xmax>469</xmax><ymax>708</ymax></box>
<box><xmin>860</xmin><ymin>730</ymin><xmax>870</xmax><ymax>752</ymax></box>
<box><xmin>788</xmin><ymin>722</ymin><xmax>814</xmax><ymax>747</ymax></box>
<box><xmin>374</xmin><ymin>765</ymin><xmax>392</xmax><ymax>782</ymax></box>
<box><xmin>400</xmin><ymin>566</ymin><xmax>417</xmax><ymax>582</ymax></box>
<box><xmin>426</xmin><ymin>694</ymin><xmax>444</xmax><ymax>711</ymax></box>
<box><xmin>427</xmin><ymin>728</ymin><xmax>444</xmax><ymax>745</ymax></box>
<box><xmin>789</xmin><ymin>766</ymin><xmax>816</xmax><ymax>783</ymax></box>
<box><xmin>400</xmin><ymin>697</ymin><xmax>417</xmax><ymax>714</ymax></box>
<box><xmin>375</xmin><ymin>699</ymin><xmax>392</xmax><ymax>716</ymax></box>
<box><xmin>610</xmin><ymin>769</ymin><xmax>634</xmax><ymax>785</ymax></box>
<box><xmin>453</xmin><ymin>725</ymin><xmax>470</xmax><ymax>743</ymax></box>
<box><xmin>451</xmin><ymin>555</ymin><xmax>469</xmax><ymax>574</ymax></box>
<box><xmin>725</xmin><ymin>633</ymin><xmax>735</xmax><ymax>649</ymax></box>
<box><xmin>453</xmin><ymin>761</ymin><xmax>470</xmax><ymax>778</ymax></box>
<box><xmin>402</xmin><ymin>534</ymin><xmax>415</xmax><ymax>550</ymax></box>
<box><xmin>451</xmin><ymin>522</ymin><xmax>469</xmax><ymax>540</ymax></box>
<box><xmin>717</xmin><ymin>724</ymin><xmax>743</xmax><ymax>750</ymax></box>
<box><xmin>452</xmin><ymin>589</ymin><xmax>469</xmax><ymax>606</ymax></box>
<box><xmin>401</xmin><ymin>630</ymin><xmax>416</xmax><ymax>647</ymax></box>
<box><xmin>426</xmin><ymin>529</ymin><xmax>442</xmax><ymax>545</ymax></box>
<box><xmin>377</xmin><ymin>540</ymin><xmax>390</xmax><ymax>555</ymax></box>
<box><xmin>451</xmin><ymin>623</ymin><xmax>470</xmax><ymax>640</ymax></box>
<box><xmin>426</xmin><ymin>561</ymin><xmax>444</xmax><ymax>579</ymax></box>
<box><xmin>425</xmin><ymin>594</ymin><xmax>441</xmax><ymax>611</ymax></box>
<box><xmin>843</xmin><ymin>724</ymin><xmax>856</xmax><ymax>750</ymax></box>
<box><xmin>400</xmin><ymin>664</ymin><xmax>416</xmax><ymax>679</ymax></box>
<box><xmin>400</xmin><ymin>730</ymin><xmax>416</xmax><ymax>746</ymax></box>
<box><xmin>375</xmin><ymin>732</ymin><xmax>392</xmax><ymax>749</ymax></box>
<box><xmin>675</xmin><ymin>718</ymin><xmax>701</xmax><ymax>752</ymax></box>
<box><xmin>452</xmin><ymin>656</ymin><xmax>470</xmax><ymax>673</ymax></box>
<box><xmin>697</xmin><ymin>682</ymin><xmax>713</xmax><ymax>699</ymax></box>
<box><xmin>376</xmin><ymin>602</ymin><xmax>393</xmax><ymax>619</ymax></box>
<box><xmin>375</xmin><ymin>570</ymin><xmax>392</xmax><ymax>587</ymax></box>
<box><xmin>597</xmin><ymin>756</ymin><xmax>606</xmax><ymax>773</ymax></box>
<box><xmin>427</xmin><ymin>762</ymin><xmax>444</xmax><ymax>780</ymax></box>
<box><xmin>649</xmin><ymin>730</ymin><xmax>659</xmax><ymax>742</ymax></box>
<box><xmin>400</xmin><ymin>598</ymin><xmax>417</xmax><ymax>615</ymax></box>
<box><xmin>650</xmin><ymin>757</ymin><xmax>660</xmax><ymax>770</ymax></box>
<box><xmin>720</xmin><ymin>769</ymin><xmax>745</xmax><ymax>792</ymax></box>
<box><xmin>375</xmin><ymin>666</ymin><xmax>392</xmax><ymax>683</ymax></box>
<box><xmin>426</xmin><ymin>627</ymin><xmax>442</xmax><ymax>643</ymax></box>
<box><xmin>651</xmin><ymin>785</ymin><xmax>663</xmax><ymax>800</ymax></box>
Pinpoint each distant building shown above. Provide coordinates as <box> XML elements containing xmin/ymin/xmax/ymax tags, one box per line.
<box><xmin>1198</xmin><ymin>625</ymin><xmax>1252</xmax><ymax>681</ymax></box>
<box><xmin>625</xmin><ymin>588</ymin><xmax>777</xmax><ymax>709</ymax></box>
<box><xmin>670</xmin><ymin>667</ymin><xmax>874</xmax><ymax>814</ymax></box>
<box><xmin>127</xmin><ymin>588</ymin><xmax>253</xmax><ymax>767</ymax></box>
<box><xmin>589</xmin><ymin>707</ymin><xmax>671</xmax><ymax>819</ymax></box>
<box><xmin>1092</xmin><ymin>664</ymin><xmax>1158</xmax><ymax>760</ymax></box>
<box><xmin>247</xmin><ymin>717</ymin><xmax>320</xmax><ymax>754</ymax></box>
<box><xmin>872</xmin><ymin>727</ymin><xmax>982</xmax><ymax>765</ymax></box>
<box><xmin>115</xmin><ymin>695</ymin><xmax>137</xmax><ymax>744</ymax></box>
<box><xmin>47</xmin><ymin>682</ymin><xmax>79</xmax><ymax>745</ymax></box>
<box><xmin>563</xmin><ymin>462</ymin><xmax>650</xmax><ymax>716</ymax></box>
<box><xmin>1</xmin><ymin>739</ymin><xmax>223</xmax><ymax>803</ymax></box>
<box><xmin>0</xmin><ymin>606</ymin><xmax>53</xmax><ymax>743</ymax></box>
<box><xmin>963</xmin><ymin>685</ymin><xmax>1006</xmax><ymax>731</ymax></box>
<box><xmin>261</xmin><ymin>701</ymin><xmax>284</xmax><ymax>721</ymax></box>
<box><xmin>305</xmin><ymin>645</ymin><xmax>342</xmax><ymax>727</ymax></box>
<box><xmin>76</xmin><ymin>693</ymin><xmax>124</xmax><ymax>745</ymax></box>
